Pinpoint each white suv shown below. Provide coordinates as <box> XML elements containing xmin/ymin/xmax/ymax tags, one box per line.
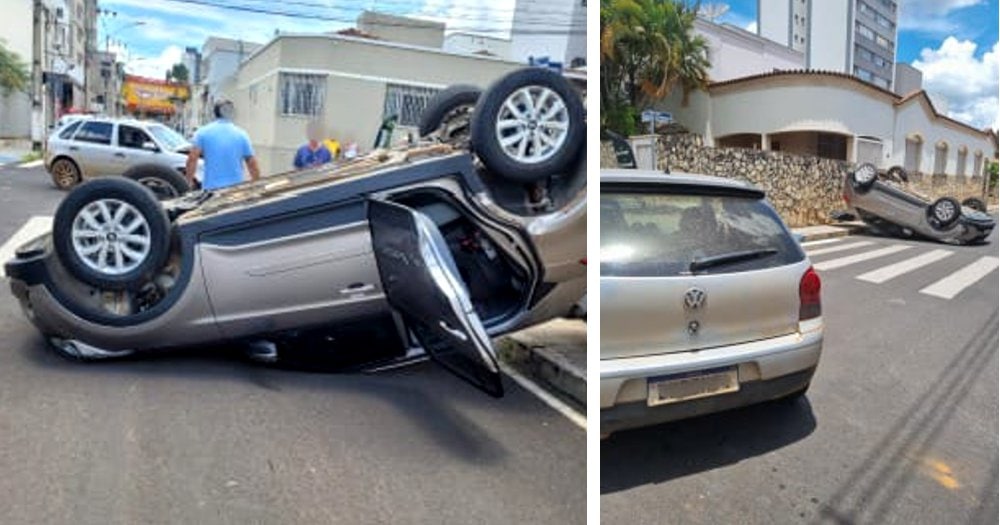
<box><xmin>45</xmin><ymin>117</ymin><xmax>202</xmax><ymax>198</ymax></box>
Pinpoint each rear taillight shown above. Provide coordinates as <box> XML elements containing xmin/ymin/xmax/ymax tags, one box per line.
<box><xmin>799</xmin><ymin>266</ymin><xmax>822</xmax><ymax>320</ymax></box>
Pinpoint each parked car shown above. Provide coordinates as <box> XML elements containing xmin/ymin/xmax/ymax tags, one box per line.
<box><xmin>6</xmin><ymin>68</ymin><xmax>586</xmax><ymax>398</ymax></box>
<box><xmin>843</xmin><ymin>163</ymin><xmax>994</xmax><ymax>244</ymax></box>
<box><xmin>45</xmin><ymin>117</ymin><xmax>202</xmax><ymax>198</ymax></box>
<box><xmin>600</xmin><ymin>170</ymin><xmax>823</xmax><ymax>435</ymax></box>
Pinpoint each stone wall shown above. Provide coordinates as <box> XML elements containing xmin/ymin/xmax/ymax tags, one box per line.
<box><xmin>600</xmin><ymin>133</ymin><xmax>992</xmax><ymax>228</ymax></box>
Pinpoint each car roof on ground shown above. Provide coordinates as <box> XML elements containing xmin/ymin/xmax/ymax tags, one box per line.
<box><xmin>600</xmin><ymin>169</ymin><xmax>762</xmax><ymax>194</ymax></box>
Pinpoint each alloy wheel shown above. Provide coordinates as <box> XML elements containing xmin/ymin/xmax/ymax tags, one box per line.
<box><xmin>71</xmin><ymin>198</ymin><xmax>152</xmax><ymax>276</ymax></box>
<box><xmin>494</xmin><ymin>85</ymin><xmax>570</xmax><ymax>164</ymax></box>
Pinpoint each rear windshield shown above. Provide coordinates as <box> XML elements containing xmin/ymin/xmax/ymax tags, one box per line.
<box><xmin>601</xmin><ymin>190</ymin><xmax>804</xmax><ymax>277</ymax></box>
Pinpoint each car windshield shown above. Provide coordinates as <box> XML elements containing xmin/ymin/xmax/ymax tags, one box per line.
<box><xmin>601</xmin><ymin>190</ymin><xmax>805</xmax><ymax>277</ymax></box>
<box><xmin>147</xmin><ymin>124</ymin><xmax>189</xmax><ymax>151</ymax></box>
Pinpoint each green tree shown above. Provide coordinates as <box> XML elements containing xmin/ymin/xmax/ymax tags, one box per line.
<box><xmin>600</xmin><ymin>0</ymin><xmax>710</xmax><ymax>135</ymax></box>
<box><xmin>0</xmin><ymin>39</ymin><xmax>30</xmax><ymax>96</ymax></box>
<box><xmin>166</xmin><ymin>63</ymin><xmax>189</xmax><ymax>84</ymax></box>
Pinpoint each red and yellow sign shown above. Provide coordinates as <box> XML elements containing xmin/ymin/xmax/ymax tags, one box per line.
<box><xmin>122</xmin><ymin>75</ymin><xmax>190</xmax><ymax>115</ymax></box>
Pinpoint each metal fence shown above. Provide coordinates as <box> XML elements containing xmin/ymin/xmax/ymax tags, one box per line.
<box><xmin>279</xmin><ymin>73</ymin><xmax>327</xmax><ymax>116</ymax></box>
<box><xmin>382</xmin><ymin>83</ymin><xmax>441</xmax><ymax>128</ymax></box>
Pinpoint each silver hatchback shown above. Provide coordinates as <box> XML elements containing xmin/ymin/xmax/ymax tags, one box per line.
<box><xmin>45</xmin><ymin>117</ymin><xmax>201</xmax><ymax>197</ymax></box>
<box><xmin>600</xmin><ymin>171</ymin><xmax>824</xmax><ymax>435</ymax></box>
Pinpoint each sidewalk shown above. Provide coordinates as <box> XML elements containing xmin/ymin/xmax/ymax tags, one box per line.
<box><xmin>499</xmin><ymin>319</ymin><xmax>586</xmax><ymax>411</ymax></box>
<box><xmin>792</xmin><ymin>221</ymin><xmax>865</xmax><ymax>242</ymax></box>
<box><xmin>0</xmin><ymin>140</ymin><xmax>32</xmax><ymax>167</ymax></box>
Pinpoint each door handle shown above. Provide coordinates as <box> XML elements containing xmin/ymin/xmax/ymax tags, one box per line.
<box><xmin>438</xmin><ymin>321</ymin><xmax>469</xmax><ymax>342</ymax></box>
<box><xmin>339</xmin><ymin>283</ymin><xmax>375</xmax><ymax>295</ymax></box>
<box><xmin>68</xmin><ymin>146</ymin><xmax>79</xmax><ymax>151</ymax></box>
<box><xmin>113</xmin><ymin>153</ymin><xmax>125</xmax><ymax>158</ymax></box>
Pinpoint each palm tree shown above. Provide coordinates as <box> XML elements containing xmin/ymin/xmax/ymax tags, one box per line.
<box><xmin>600</xmin><ymin>0</ymin><xmax>710</xmax><ymax>134</ymax></box>
<box><xmin>0</xmin><ymin>39</ymin><xmax>29</xmax><ymax>96</ymax></box>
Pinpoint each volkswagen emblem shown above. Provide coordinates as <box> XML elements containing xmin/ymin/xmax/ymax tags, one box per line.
<box><xmin>683</xmin><ymin>287</ymin><xmax>707</xmax><ymax>310</ymax></box>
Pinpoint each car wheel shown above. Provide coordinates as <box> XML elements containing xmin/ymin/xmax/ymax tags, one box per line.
<box><xmin>417</xmin><ymin>84</ymin><xmax>482</xmax><ymax>144</ymax></box>
<box><xmin>885</xmin><ymin>165</ymin><xmax>908</xmax><ymax>183</ymax></box>
<box><xmin>122</xmin><ymin>163</ymin><xmax>190</xmax><ymax>200</ymax></box>
<box><xmin>961</xmin><ymin>197</ymin><xmax>987</xmax><ymax>213</ymax></box>
<box><xmin>470</xmin><ymin>68</ymin><xmax>585</xmax><ymax>183</ymax></box>
<box><xmin>927</xmin><ymin>197</ymin><xmax>961</xmax><ymax>230</ymax></box>
<box><xmin>850</xmin><ymin>163</ymin><xmax>878</xmax><ymax>193</ymax></box>
<box><xmin>52</xmin><ymin>178</ymin><xmax>172</xmax><ymax>291</ymax></box>
<box><xmin>50</xmin><ymin>158</ymin><xmax>81</xmax><ymax>190</ymax></box>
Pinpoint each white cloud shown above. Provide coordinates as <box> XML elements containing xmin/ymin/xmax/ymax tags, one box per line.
<box><xmin>912</xmin><ymin>37</ymin><xmax>999</xmax><ymax>129</ymax></box>
<box><xmin>899</xmin><ymin>0</ymin><xmax>984</xmax><ymax>34</ymax></box>
<box><xmin>124</xmin><ymin>44</ymin><xmax>184</xmax><ymax>79</ymax></box>
<box><xmin>411</xmin><ymin>0</ymin><xmax>517</xmax><ymax>36</ymax></box>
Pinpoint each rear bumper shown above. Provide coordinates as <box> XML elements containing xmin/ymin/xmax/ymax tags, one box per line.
<box><xmin>600</xmin><ymin>320</ymin><xmax>822</xmax><ymax>434</ymax></box>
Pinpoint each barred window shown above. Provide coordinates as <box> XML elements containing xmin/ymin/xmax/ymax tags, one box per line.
<box><xmin>383</xmin><ymin>84</ymin><xmax>441</xmax><ymax>127</ymax></box>
<box><xmin>279</xmin><ymin>73</ymin><xmax>326</xmax><ymax>116</ymax></box>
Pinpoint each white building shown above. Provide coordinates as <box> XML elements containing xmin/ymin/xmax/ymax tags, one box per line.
<box><xmin>444</xmin><ymin>32</ymin><xmax>511</xmax><ymax>58</ymax></box>
<box><xmin>694</xmin><ymin>18</ymin><xmax>804</xmax><ymax>82</ymax></box>
<box><xmin>759</xmin><ymin>0</ymin><xmax>899</xmax><ymax>90</ymax></box>
<box><xmin>661</xmin><ymin>70</ymin><xmax>995</xmax><ymax>177</ymax></box>
<box><xmin>509</xmin><ymin>0</ymin><xmax>586</xmax><ymax>67</ymax></box>
<box><xmin>227</xmin><ymin>33</ymin><xmax>521</xmax><ymax>175</ymax></box>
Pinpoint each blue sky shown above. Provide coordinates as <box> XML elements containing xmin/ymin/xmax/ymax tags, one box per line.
<box><xmin>101</xmin><ymin>0</ymin><xmax>998</xmax><ymax>128</ymax></box>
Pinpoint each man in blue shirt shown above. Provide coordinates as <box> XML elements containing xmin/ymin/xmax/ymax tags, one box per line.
<box><xmin>293</xmin><ymin>121</ymin><xmax>332</xmax><ymax>169</ymax></box>
<box><xmin>185</xmin><ymin>99</ymin><xmax>260</xmax><ymax>190</ymax></box>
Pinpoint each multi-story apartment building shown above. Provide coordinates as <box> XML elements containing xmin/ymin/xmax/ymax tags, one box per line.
<box><xmin>759</xmin><ymin>0</ymin><xmax>899</xmax><ymax>91</ymax></box>
<box><xmin>509</xmin><ymin>0</ymin><xmax>586</xmax><ymax>67</ymax></box>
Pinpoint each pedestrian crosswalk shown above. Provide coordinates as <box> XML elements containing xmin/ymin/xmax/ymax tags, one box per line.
<box><xmin>803</xmin><ymin>236</ymin><xmax>998</xmax><ymax>301</ymax></box>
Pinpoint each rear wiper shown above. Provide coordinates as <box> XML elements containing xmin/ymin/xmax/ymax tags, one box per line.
<box><xmin>689</xmin><ymin>249</ymin><xmax>778</xmax><ymax>273</ymax></box>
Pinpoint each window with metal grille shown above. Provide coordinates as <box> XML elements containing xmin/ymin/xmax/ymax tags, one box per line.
<box><xmin>382</xmin><ymin>84</ymin><xmax>441</xmax><ymax>127</ymax></box>
<box><xmin>279</xmin><ymin>73</ymin><xmax>326</xmax><ymax>116</ymax></box>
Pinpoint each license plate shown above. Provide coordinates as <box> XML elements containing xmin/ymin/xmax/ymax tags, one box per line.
<box><xmin>647</xmin><ymin>366</ymin><xmax>739</xmax><ymax>406</ymax></box>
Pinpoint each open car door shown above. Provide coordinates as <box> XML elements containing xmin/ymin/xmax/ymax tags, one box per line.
<box><xmin>368</xmin><ymin>199</ymin><xmax>503</xmax><ymax>397</ymax></box>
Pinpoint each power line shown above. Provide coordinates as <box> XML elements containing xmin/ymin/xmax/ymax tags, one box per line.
<box><xmin>154</xmin><ymin>0</ymin><xmax>585</xmax><ymax>34</ymax></box>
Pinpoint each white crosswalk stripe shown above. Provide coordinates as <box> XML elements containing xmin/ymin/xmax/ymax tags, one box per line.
<box><xmin>800</xmin><ymin>238</ymin><xmax>845</xmax><ymax>248</ymax></box>
<box><xmin>805</xmin><ymin>241</ymin><xmax>874</xmax><ymax>256</ymax></box>
<box><xmin>814</xmin><ymin>245</ymin><xmax>911</xmax><ymax>271</ymax></box>
<box><xmin>856</xmin><ymin>249</ymin><xmax>954</xmax><ymax>284</ymax></box>
<box><xmin>0</xmin><ymin>216</ymin><xmax>52</xmax><ymax>278</ymax></box>
<box><xmin>919</xmin><ymin>256</ymin><xmax>1000</xmax><ymax>300</ymax></box>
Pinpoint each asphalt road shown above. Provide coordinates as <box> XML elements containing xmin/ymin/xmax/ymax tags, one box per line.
<box><xmin>602</xmin><ymin>224</ymin><xmax>999</xmax><ymax>524</ymax></box>
<box><xmin>0</xmin><ymin>165</ymin><xmax>585</xmax><ymax>525</ymax></box>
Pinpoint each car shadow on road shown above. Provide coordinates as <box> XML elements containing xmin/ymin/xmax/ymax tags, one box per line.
<box><xmin>600</xmin><ymin>397</ymin><xmax>817</xmax><ymax>494</ymax></box>
<box><xmin>20</xmin><ymin>335</ymin><xmax>510</xmax><ymax>466</ymax></box>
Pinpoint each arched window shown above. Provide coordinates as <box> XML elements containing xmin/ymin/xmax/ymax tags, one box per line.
<box><xmin>933</xmin><ymin>140</ymin><xmax>948</xmax><ymax>175</ymax></box>
<box><xmin>973</xmin><ymin>150</ymin><xmax>984</xmax><ymax>177</ymax></box>
<box><xmin>956</xmin><ymin>146</ymin><xmax>968</xmax><ymax>176</ymax></box>
<box><xmin>904</xmin><ymin>134</ymin><xmax>923</xmax><ymax>173</ymax></box>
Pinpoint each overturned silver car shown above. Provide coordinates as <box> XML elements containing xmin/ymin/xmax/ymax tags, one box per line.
<box><xmin>843</xmin><ymin>163</ymin><xmax>994</xmax><ymax>245</ymax></box>
<box><xmin>5</xmin><ymin>68</ymin><xmax>586</xmax><ymax>397</ymax></box>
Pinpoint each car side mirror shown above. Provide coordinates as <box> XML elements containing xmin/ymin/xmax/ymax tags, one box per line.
<box><xmin>142</xmin><ymin>141</ymin><xmax>159</xmax><ymax>152</ymax></box>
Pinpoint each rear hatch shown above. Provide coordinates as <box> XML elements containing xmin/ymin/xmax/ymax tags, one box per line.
<box><xmin>600</xmin><ymin>178</ymin><xmax>808</xmax><ymax>360</ymax></box>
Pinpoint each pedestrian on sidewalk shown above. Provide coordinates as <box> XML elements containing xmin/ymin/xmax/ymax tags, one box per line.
<box><xmin>185</xmin><ymin>99</ymin><xmax>261</xmax><ymax>190</ymax></box>
<box><xmin>293</xmin><ymin>121</ymin><xmax>333</xmax><ymax>169</ymax></box>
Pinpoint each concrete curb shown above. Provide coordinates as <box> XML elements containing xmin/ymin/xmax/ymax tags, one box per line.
<box><xmin>792</xmin><ymin>222</ymin><xmax>865</xmax><ymax>242</ymax></box>
<box><xmin>497</xmin><ymin>320</ymin><xmax>586</xmax><ymax>411</ymax></box>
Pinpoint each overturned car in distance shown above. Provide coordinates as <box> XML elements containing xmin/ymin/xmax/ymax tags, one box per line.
<box><xmin>843</xmin><ymin>163</ymin><xmax>994</xmax><ymax>245</ymax></box>
<box><xmin>5</xmin><ymin>68</ymin><xmax>587</xmax><ymax>398</ymax></box>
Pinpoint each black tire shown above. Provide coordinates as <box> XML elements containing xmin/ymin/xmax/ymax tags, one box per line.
<box><xmin>53</xmin><ymin>178</ymin><xmax>172</xmax><ymax>291</ymax></box>
<box><xmin>417</xmin><ymin>84</ymin><xmax>482</xmax><ymax>139</ymax></box>
<box><xmin>470</xmin><ymin>68</ymin><xmax>585</xmax><ymax>183</ymax></box>
<box><xmin>927</xmin><ymin>197</ymin><xmax>961</xmax><ymax>230</ymax></box>
<box><xmin>122</xmin><ymin>163</ymin><xmax>190</xmax><ymax>200</ymax></box>
<box><xmin>961</xmin><ymin>197</ymin><xmax>987</xmax><ymax>213</ymax></box>
<box><xmin>50</xmin><ymin>157</ymin><xmax>81</xmax><ymax>190</ymax></box>
<box><xmin>885</xmin><ymin>165</ymin><xmax>908</xmax><ymax>183</ymax></box>
<box><xmin>850</xmin><ymin>163</ymin><xmax>878</xmax><ymax>193</ymax></box>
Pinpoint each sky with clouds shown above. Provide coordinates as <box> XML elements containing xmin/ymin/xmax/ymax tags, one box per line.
<box><xmin>102</xmin><ymin>0</ymin><xmax>997</xmax><ymax>129</ymax></box>
<box><xmin>713</xmin><ymin>0</ymin><xmax>998</xmax><ymax>129</ymax></box>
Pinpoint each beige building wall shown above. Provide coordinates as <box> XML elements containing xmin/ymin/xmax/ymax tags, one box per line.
<box><xmin>357</xmin><ymin>11</ymin><xmax>445</xmax><ymax>49</ymax></box>
<box><xmin>231</xmin><ymin>35</ymin><xmax>521</xmax><ymax>175</ymax></box>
